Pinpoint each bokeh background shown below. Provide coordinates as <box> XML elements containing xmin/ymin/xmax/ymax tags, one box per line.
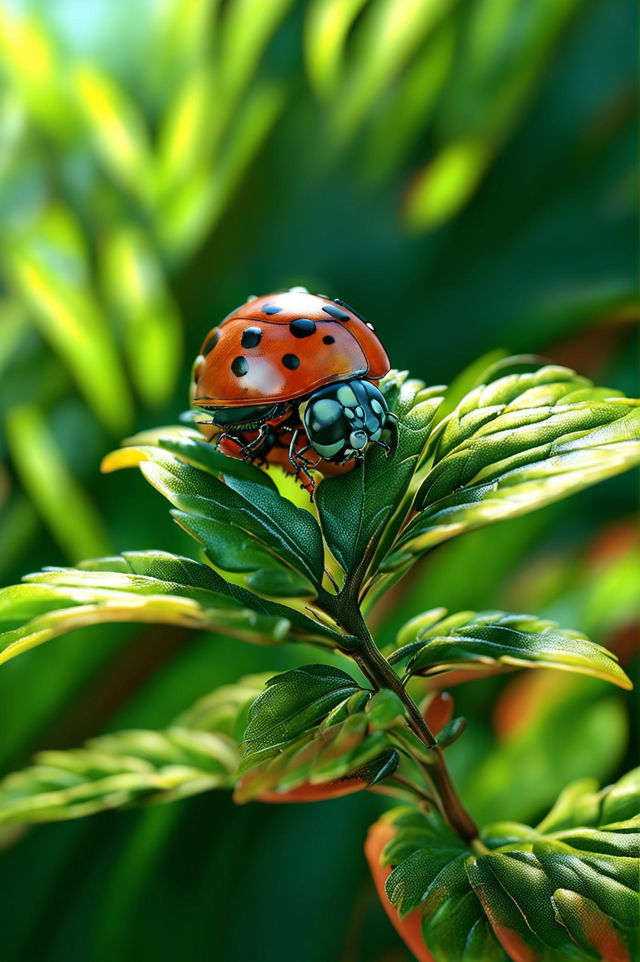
<box><xmin>0</xmin><ymin>0</ymin><xmax>637</xmax><ymax>959</ymax></box>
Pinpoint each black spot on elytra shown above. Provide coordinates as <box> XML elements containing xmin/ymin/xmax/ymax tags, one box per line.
<box><xmin>241</xmin><ymin>327</ymin><xmax>262</xmax><ymax>348</ymax></box>
<box><xmin>231</xmin><ymin>356</ymin><xmax>249</xmax><ymax>377</ymax></box>
<box><xmin>262</xmin><ymin>303</ymin><xmax>282</xmax><ymax>314</ymax></box>
<box><xmin>202</xmin><ymin>329</ymin><xmax>220</xmax><ymax>354</ymax></box>
<box><xmin>282</xmin><ymin>354</ymin><xmax>300</xmax><ymax>370</ymax></box>
<box><xmin>322</xmin><ymin>304</ymin><xmax>350</xmax><ymax>321</ymax></box>
<box><xmin>289</xmin><ymin>318</ymin><xmax>316</xmax><ymax>338</ymax></box>
<box><xmin>323</xmin><ymin>335</ymin><xmax>335</xmax><ymax>345</ymax></box>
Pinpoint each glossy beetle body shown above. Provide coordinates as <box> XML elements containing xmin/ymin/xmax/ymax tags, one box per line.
<box><xmin>191</xmin><ymin>288</ymin><xmax>396</xmax><ymax>491</ymax></box>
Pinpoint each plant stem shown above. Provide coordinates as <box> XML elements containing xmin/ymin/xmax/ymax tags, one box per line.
<box><xmin>319</xmin><ymin>592</ymin><xmax>479</xmax><ymax>844</ymax></box>
<box><xmin>359</xmin><ymin>633</ymin><xmax>478</xmax><ymax>844</ymax></box>
<box><xmin>352</xmin><ymin>632</ymin><xmax>436</xmax><ymax>745</ymax></box>
<box><xmin>389</xmin><ymin>773</ymin><xmax>437</xmax><ymax>806</ymax></box>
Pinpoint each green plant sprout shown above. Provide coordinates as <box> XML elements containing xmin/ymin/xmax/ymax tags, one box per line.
<box><xmin>0</xmin><ymin>360</ymin><xmax>638</xmax><ymax>961</ymax></box>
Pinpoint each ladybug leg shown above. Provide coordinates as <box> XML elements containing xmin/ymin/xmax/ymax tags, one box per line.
<box><xmin>295</xmin><ymin>443</ymin><xmax>323</xmax><ymax>469</ymax></box>
<box><xmin>288</xmin><ymin>432</ymin><xmax>317</xmax><ymax>475</ymax></box>
<box><xmin>298</xmin><ymin>466</ymin><xmax>316</xmax><ymax>499</ymax></box>
<box><xmin>372</xmin><ymin>439</ymin><xmax>392</xmax><ymax>454</ymax></box>
<box><xmin>288</xmin><ymin>431</ymin><xmax>316</xmax><ymax>495</ymax></box>
<box><xmin>212</xmin><ymin>431</ymin><xmax>235</xmax><ymax>450</ymax></box>
<box><xmin>212</xmin><ymin>432</ymin><xmax>251</xmax><ymax>462</ymax></box>
<box><xmin>382</xmin><ymin>412</ymin><xmax>399</xmax><ymax>457</ymax></box>
<box><xmin>239</xmin><ymin>423</ymin><xmax>270</xmax><ymax>460</ymax></box>
<box><xmin>287</xmin><ymin>429</ymin><xmax>303</xmax><ymax>476</ymax></box>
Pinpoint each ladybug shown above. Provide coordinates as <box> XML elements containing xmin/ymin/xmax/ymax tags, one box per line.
<box><xmin>190</xmin><ymin>287</ymin><xmax>396</xmax><ymax>492</ymax></box>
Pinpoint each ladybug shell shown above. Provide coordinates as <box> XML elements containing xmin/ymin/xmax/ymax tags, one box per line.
<box><xmin>193</xmin><ymin>290</ymin><xmax>390</xmax><ymax>407</ymax></box>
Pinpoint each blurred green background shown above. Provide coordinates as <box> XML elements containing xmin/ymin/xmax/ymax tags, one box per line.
<box><xmin>0</xmin><ymin>0</ymin><xmax>637</xmax><ymax>959</ymax></box>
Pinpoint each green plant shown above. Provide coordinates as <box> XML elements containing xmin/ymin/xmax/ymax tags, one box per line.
<box><xmin>0</xmin><ymin>359</ymin><xmax>638</xmax><ymax>961</ymax></box>
<box><xmin>3</xmin><ymin>0</ymin><xmax>633</xmax><ymax>586</ymax></box>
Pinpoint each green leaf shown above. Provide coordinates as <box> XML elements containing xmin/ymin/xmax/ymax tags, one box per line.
<box><xmin>383</xmin><ymin>366</ymin><xmax>640</xmax><ymax>569</ymax></box>
<box><xmin>155</xmin><ymin>64</ymin><xmax>217</xmax><ymax>191</ymax></box>
<box><xmin>389</xmin><ymin>608</ymin><xmax>631</xmax><ymax>689</ymax></box>
<box><xmin>71</xmin><ymin>63</ymin><xmax>153</xmax><ymax>202</ymax></box>
<box><xmin>0</xmin><ymin>11</ymin><xmax>72</xmax><ymax>138</ymax></box>
<box><xmin>241</xmin><ymin>665</ymin><xmax>362</xmax><ymax>762</ymax></box>
<box><xmin>364</xmin><ymin>689</ymin><xmax>407</xmax><ymax>731</ymax></box>
<box><xmin>100</xmin><ymin>227</ymin><xmax>182</xmax><ymax>407</ymax></box>
<box><xmin>381</xmin><ymin>768</ymin><xmax>640</xmax><ymax>962</ymax></box>
<box><xmin>155</xmin><ymin>81</ymin><xmax>285</xmax><ymax>260</ymax></box>
<box><xmin>245</xmin><ymin>569</ymin><xmax>315</xmax><ymax>598</ymax></box>
<box><xmin>5</xmin><ymin>205</ymin><xmax>134</xmax><ymax>433</ymax></box>
<box><xmin>0</xmin><ymin>298</ymin><xmax>27</xmax><ymax>375</ymax></box>
<box><xmin>383</xmin><ymin>808</ymin><xmax>502</xmax><ymax>962</ymax></box>
<box><xmin>328</xmin><ymin>0</ymin><xmax>457</xmax><ymax>142</ymax></box>
<box><xmin>0</xmin><ymin>549</ymin><xmax>348</xmax><ymax>666</ymax></box>
<box><xmin>235</xmin><ymin>668</ymin><xmax>404</xmax><ymax>802</ymax></box>
<box><xmin>435</xmin><ymin>716</ymin><xmax>465</xmax><ymax>748</ymax></box>
<box><xmin>0</xmin><ymin>671</ymin><xmax>276</xmax><ymax>826</ymax></box>
<box><xmin>83</xmin><ymin>553</ymin><xmax>345</xmax><ymax>650</ymax></box>
<box><xmin>0</xmin><ymin>494</ymin><xmax>38</xmax><ymax>583</ymax></box>
<box><xmin>149</xmin><ymin>0</ymin><xmax>220</xmax><ymax>92</ymax></box>
<box><xmin>432</xmin><ymin>351</ymin><xmax>546</xmax><ymax>428</ymax></box>
<box><xmin>304</xmin><ymin>0</ymin><xmax>369</xmax><ymax>98</ymax></box>
<box><xmin>217</xmin><ymin>0</ymin><xmax>293</xmax><ymax>108</ymax></box>
<box><xmin>404</xmin><ymin>0</ymin><xmax>583</xmax><ymax>230</ymax></box>
<box><xmin>405</xmin><ymin>138</ymin><xmax>490</xmax><ymax>231</ymax></box>
<box><xmin>316</xmin><ymin>370</ymin><xmax>443</xmax><ymax>583</ymax></box>
<box><xmin>362</xmin><ymin>22</ymin><xmax>454</xmax><ymax>184</ymax></box>
<box><xmin>102</xmin><ymin>441</ymin><xmax>325</xmax><ymax>589</ymax></box>
<box><xmin>114</xmin><ymin>430</ymin><xmax>279</xmax><ymax>491</ymax></box>
<box><xmin>236</xmin><ymin>730</ymin><xmax>398</xmax><ymax>803</ymax></box>
<box><xmin>0</xmin><ymin>551</ymin><xmax>296</xmax><ymax>665</ymax></box>
<box><xmin>0</xmin><ymin>727</ymin><xmax>238</xmax><ymax>824</ymax></box>
<box><xmin>5</xmin><ymin>404</ymin><xmax>111</xmax><ymax>562</ymax></box>
<box><xmin>536</xmin><ymin>767</ymin><xmax>640</xmax><ymax>834</ymax></box>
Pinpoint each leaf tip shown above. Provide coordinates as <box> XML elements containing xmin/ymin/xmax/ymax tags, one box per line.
<box><xmin>100</xmin><ymin>447</ymin><xmax>146</xmax><ymax>473</ymax></box>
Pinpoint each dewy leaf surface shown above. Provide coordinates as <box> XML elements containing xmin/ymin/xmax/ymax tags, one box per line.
<box><xmin>316</xmin><ymin>371</ymin><xmax>444</xmax><ymax>580</ymax></box>
<box><xmin>380</xmin><ymin>768</ymin><xmax>640</xmax><ymax>962</ymax></box>
<box><xmin>383</xmin><ymin>366</ymin><xmax>640</xmax><ymax>569</ymax></box>
<box><xmin>389</xmin><ymin>609</ymin><xmax>631</xmax><ymax>689</ymax></box>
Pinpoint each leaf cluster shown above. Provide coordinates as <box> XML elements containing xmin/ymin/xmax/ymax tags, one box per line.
<box><xmin>0</xmin><ymin>360</ymin><xmax>638</xmax><ymax>961</ymax></box>
<box><xmin>382</xmin><ymin>768</ymin><xmax>640</xmax><ymax>962</ymax></box>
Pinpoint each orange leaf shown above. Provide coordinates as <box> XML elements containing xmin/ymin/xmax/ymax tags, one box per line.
<box><xmin>364</xmin><ymin>818</ymin><xmax>434</xmax><ymax>962</ymax></box>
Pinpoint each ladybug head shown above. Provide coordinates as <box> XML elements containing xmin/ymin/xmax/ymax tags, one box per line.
<box><xmin>300</xmin><ymin>379</ymin><xmax>397</xmax><ymax>464</ymax></box>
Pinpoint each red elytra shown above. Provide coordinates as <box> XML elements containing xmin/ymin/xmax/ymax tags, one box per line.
<box><xmin>190</xmin><ymin>288</ymin><xmax>393</xmax><ymax>495</ymax></box>
<box><xmin>193</xmin><ymin>289</ymin><xmax>390</xmax><ymax>407</ymax></box>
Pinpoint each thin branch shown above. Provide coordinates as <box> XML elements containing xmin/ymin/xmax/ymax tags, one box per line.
<box><xmin>389</xmin><ymin>773</ymin><xmax>437</xmax><ymax>807</ymax></box>
<box><xmin>317</xmin><ymin>590</ymin><xmax>479</xmax><ymax>844</ymax></box>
